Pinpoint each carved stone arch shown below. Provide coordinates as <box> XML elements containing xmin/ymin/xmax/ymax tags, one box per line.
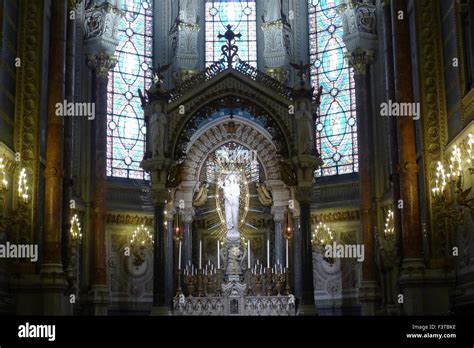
<box><xmin>182</xmin><ymin>120</ymin><xmax>282</xmax><ymax>182</ymax></box>
<box><xmin>166</xmin><ymin>72</ymin><xmax>296</xmax><ymax>160</ymax></box>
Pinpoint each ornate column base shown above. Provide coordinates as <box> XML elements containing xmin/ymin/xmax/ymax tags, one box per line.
<box><xmin>399</xmin><ymin>259</ymin><xmax>455</xmax><ymax>315</ymax></box>
<box><xmin>39</xmin><ymin>263</ymin><xmax>70</xmax><ymax>315</ymax></box>
<box><xmin>358</xmin><ymin>280</ymin><xmax>381</xmax><ymax>315</ymax></box>
<box><xmin>86</xmin><ymin>284</ymin><xmax>109</xmax><ymax>316</ymax></box>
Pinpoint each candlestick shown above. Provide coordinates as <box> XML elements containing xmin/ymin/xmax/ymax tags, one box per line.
<box><xmin>286</xmin><ymin>238</ymin><xmax>289</xmax><ymax>268</ymax></box>
<box><xmin>178</xmin><ymin>241</ymin><xmax>182</xmax><ymax>269</ymax></box>
<box><xmin>267</xmin><ymin>239</ymin><xmax>270</xmax><ymax>268</ymax></box>
<box><xmin>199</xmin><ymin>240</ymin><xmax>202</xmax><ymax>269</ymax></box>
<box><xmin>217</xmin><ymin>240</ymin><xmax>220</xmax><ymax>269</ymax></box>
<box><xmin>247</xmin><ymin>239</ymin><xmax>251</xmax><ymax>269</ymax></box>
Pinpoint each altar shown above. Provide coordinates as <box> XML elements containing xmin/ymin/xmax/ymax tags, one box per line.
<box><xmin>140</xmin><ymin>24</ymin><xmax>322</xmax><ymax>316</ymax></box>
<box><xmin>171</xmin><ymin>150</ymin><xmax>296</xmax><ymax>316</ymax></box>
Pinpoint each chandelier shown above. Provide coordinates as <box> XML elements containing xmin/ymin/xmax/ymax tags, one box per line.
<box><xmin>130</xmin><ymin>224</ymin><xmax>154</xmax><ymax>249</ymax></box>
<box><xmin>0</xmin><ymin>156</ymin><xmax>8</xmax><ymax>191</ymax></box>
<box><xmin>431</xmin><ymin>132</ymin><xmax>474</xmax><ymax>223</ymax></box>
<box><xmin>312</xmin><ymin>222</ymin><xmax>334</xmax><ymax>250</ymax></box>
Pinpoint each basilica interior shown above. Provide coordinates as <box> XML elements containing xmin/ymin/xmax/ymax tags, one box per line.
<box><xmin>0</xmin><ymin>0</ymin><xmax>473</xmax><ymax>317</ymax></box>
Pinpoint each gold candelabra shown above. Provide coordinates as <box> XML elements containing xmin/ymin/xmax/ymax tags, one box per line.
<box><xmin>432</xmin><ymin>132</ymin><xmax>474</xmax><ymax>223</ymax></box>
<box><xmin>0</xmin><ymin>161</ymin><xmax>31</xmax><ymax>239</ymax></box>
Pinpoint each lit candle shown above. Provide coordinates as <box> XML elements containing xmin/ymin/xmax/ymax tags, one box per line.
<box><xmin>247</xmin><ymin>239</ymin><xmax>251</xmax><ymax>269</ymax></box>
<box><xmin>217</xmin><ymin>240</ymin><xmax>220</xmax><ymax>269</ymax></box>
<box><xmin>178</xmin><ymin>241</ymin><xmax>182</xmax><ymax>270</ymax></box>
<box><xmin>267</xmin><ymin>239</ymin><xmax>270</xmax><ymax>268</ymax></box>
<box><xmin>199</xmin><ymin>240</ymin><xmax>202</xmax><ymax>269</ymax></box>
<box><xmin>286</xmin><ymin>239</ymin><xmax>289</xmax><ymax>268</ymax></box>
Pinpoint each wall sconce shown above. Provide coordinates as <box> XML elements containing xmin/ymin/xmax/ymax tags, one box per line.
<box><xmin>0</xmin><ymin>156</ymin><xmax>8</xmax><ymax>192</ymax></box>
<box><xmin>431</xmin><ymin>132</ymin><xmax>474</xmax><ymax>223</ymax></box>
<box><xmin>375</xmin><ymin>208</ymin><xmax>399</xmax><ymax>270</ymax></box>
<box><xmin>18</xmin><ymin>168</ymin><xmax>29</xmax><ymax>204</ymax></box>
<box><xmin>384</xmin><ymin>209</ymin><xmax>395</xmax><ymax>237</ymax></box>
<box><xmin>70</xmin><ymin>214</ymin><xmax>82</xmax><ymax>242</ymax></box>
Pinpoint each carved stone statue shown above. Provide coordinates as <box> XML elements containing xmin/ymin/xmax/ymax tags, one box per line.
<box><xmin>262</xmin><ymin>0</ymin><xmax>282</xmax><ymax>22</ymax></box>
<box><xmin>225</xmin><ymin>245</ymin><xmax>244</xmax><ymax>275</ymax></box>
<box><xmin>219</xmin><ymin>173</ymin><xmax>241</xmax><ymax>240</ymax></box>
<box><xmin>280</xmin><ymin>161</ymin><xmax>297</xmax><ymax>186</ymax></box>
<box><xmin>296</xmin><ymin>100</ymin><xmax>313</xmax><ymax>155</ymax></box>
<box><xmin>149</xmin><ymin>103</ymin><xmax>167</xmax><ymax>157</ymax></box>
<box><xmin>179</xmin><ymin>0</ymin><xmax>199</xmax><ymax>24</ymax></box>
<box><xmin>256</xmin><ymin>182</ymin><xmax>272</xmax><ymax>206</ymax></box>
<box><xmin>193</xmin><ymin>181</ymin><xmax>209</xmax><ymax>207</ymax></box>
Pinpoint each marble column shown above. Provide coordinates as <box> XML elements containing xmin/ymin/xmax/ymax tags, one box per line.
<box><xmin>347</xmin><ymin>49</ymin><xmax>380</xmax><ymax>314</ymax></box>
<box><xmin>40</xmin><ymin>0</ymin><xmax>68</xmax><ymax>315</ymax></box>
<box><xmin>164</xmin><ymin>205</ymin><xmax>176</xmax><ymax>312</ymax></box>
<box><xmin>382</xmin><ymin>0</ymin><xmax>402</xmax><ymax>255</ymax></box>
<box><xmin>340</xmin><ymin>0</ymin><xmax>380</xmax><ymax>314</ymax></box>
<box><xmin>295</xmin><ymin>188</ymin><xmax>316</xmax><ymax>315</ymax></box>
<box><xmin>271</xmin><ymin>206</ymin><xmax>286</xmax><ymax>266</ymax></box>
<box><xmin>152</xmin><ymin>196</ymin><xmax>166</xmax><ymax>311</ymax></box>
<box><xmin>291</xmin><ymin>209</ymin><xmax>302</xmax><ymax>302</ymax></box>
<box><xmin>62</xmin><ymin>0</ymin><xmax>78</xmax><ymax>298</ymax></box>
<box><xmin>141</xmin><ymin>156</ymin><xmax>173</xmax><ymax>314</ymax></box>
<box><xmin>183</xmin><ymin>208</ymin><xmax>194</xmax><ymax>266</ymax></box>
<box><xmin>86</xmin><ymin>52</ymin><xmax>116</xmax><ymax>315</ymax></box>
<box><xmin>391</xmin><ymin>0</ymin><xmax>425</xmax><ymax>315</ymax></box>
<box><xmin>391</xmin><ymin>0</ymin><xmax>424</xmax><ymax>262</ymax></box>
<box><xmin>83</xmin><ymin>0</ymin><xmax>121</xmax><ymax>316</ymax></box>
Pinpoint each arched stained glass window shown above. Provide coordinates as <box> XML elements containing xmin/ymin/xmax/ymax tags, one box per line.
<box><xmin>107</xmin><ymin>0</ymin><xmax>153</xmax><ymax>180</ymax></box>
<box><xmin>205</xmin><ymin>0</ymin><xmax>257</xmax><ymax>67</ymax></box>
<box><xmin>309</xmin><ymin>0</ymin><xmax>358</xmax><ymax>177</ymax></box>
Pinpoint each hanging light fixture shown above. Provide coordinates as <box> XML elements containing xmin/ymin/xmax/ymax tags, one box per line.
<box><xmin>130</xmin><ymin>224</ymin><xmax>154</xmax><ymax>249</ymax></box>
<box><xmin>311</xmin><ymin>222</ymin><xmax>334</xmax><ymax>250</ymax></box>
<box><xmin>0</xmin><ymin>156</ymin><xmax>8</xmax><ymax>192</ymax></box>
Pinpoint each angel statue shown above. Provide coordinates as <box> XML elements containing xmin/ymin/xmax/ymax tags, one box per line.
<box><xmin>193</xmin><ymin>181</ymin><xmax>209</xmax><ymax>207</ymax></box>
<box><xmin>256</xmin><ymin>182</ymin><xmax>273</xmax><ymax>206</ymax></box>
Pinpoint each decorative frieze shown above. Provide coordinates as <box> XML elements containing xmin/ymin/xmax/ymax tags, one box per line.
<box><xmin>311</xmin><ymin>210</ymin><xmax>360</xmax><ymax>224</ymax></box>
<box><xmin>106</xmin><ymin>214</ymin><xmax>154</xmax><ymax>227</ymax></box>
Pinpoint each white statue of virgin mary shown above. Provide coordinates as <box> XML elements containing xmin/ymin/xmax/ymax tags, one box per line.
<box><xmin>219</xmin><ymin>173</ymin><xmax>241</xmax><ymax>239</ymax></box>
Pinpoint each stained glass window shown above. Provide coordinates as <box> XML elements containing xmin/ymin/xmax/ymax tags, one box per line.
<box><xmin>205</xmin><ymin>0</ymin><xmax>257</xmax><ymax>67</ymax></box>
<box><xmin>107</xmin><ymin>0</ymin><xmax>153</xmax><ymax>180</ymax></box>
<box><xmin>309</xmin><ymin>0</ymin><xmax>358</xmax><ymax>177</ymax></box>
